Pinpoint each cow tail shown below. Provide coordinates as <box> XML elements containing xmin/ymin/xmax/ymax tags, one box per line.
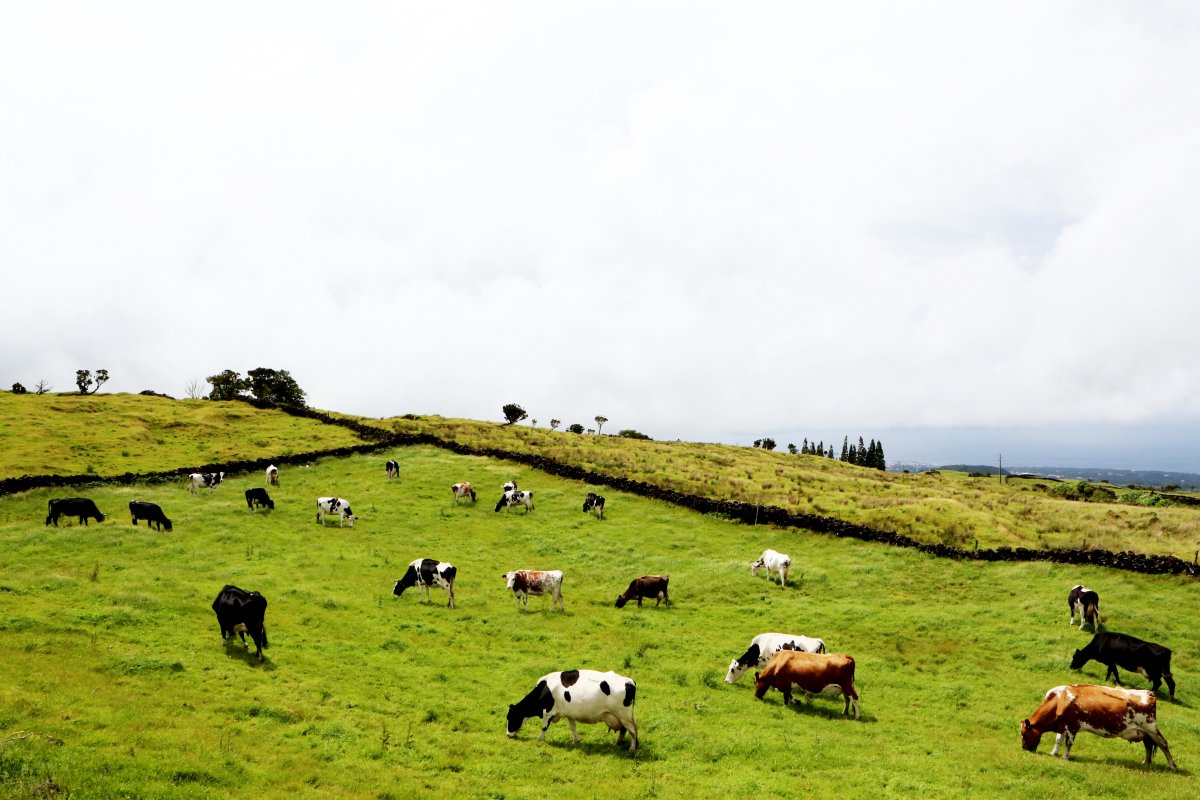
<box><xmin>262</xmin><ymin>627</ymin><xmax>269</xmax><ymax>649</ymax></box>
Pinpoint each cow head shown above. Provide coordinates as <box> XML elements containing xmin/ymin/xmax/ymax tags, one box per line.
<box><xmin>724</xmin><ymin>660</ymin><xmax>745</xmax><ymax>684</ymax></box>
<box><xmin>506</xmin><ymin>704</ymin><xmax>526</xmax><ymax>737</ymax></box>
<box><xmin>1069</xmin><ymin>649</ymin><xmax>1087</xmax><ymax>670</ymax></box>
<box><xmin>503</xmin><ymin>572</ymin><xmax>516</xmax><ymax>591</ymax></box>
<box><xmin>1019</xmin><ymin>719</ymin><xmax>1042</xmax><ymax>752</ymax></box>
<box><xmin>615</xmin><ymin>595</ymin><xmax>628</xmax><ymax>608</ymax></box>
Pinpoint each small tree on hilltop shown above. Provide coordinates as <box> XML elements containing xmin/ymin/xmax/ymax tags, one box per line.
<box><xmin>549</xmin><ymin>419</ymin><xmax>561</xmax><ymax>431</ymax></box>
<box><xmin>502</xmin><ymin>403</ymin><xmax>528</xmax><ymax>425</ymax></box>
<box><xmin>247</xmin><ymin>367</ymin><xmax>307</xmax><ymax>406</ymax></box>
<box><xmin>11</xmin><ymin>382</ymin><xmax>28</xmax><ymax>394</ymax></box>
<box><xmin>761</xmin><ymin>437</ymin><xmax>777</xmax><ymax>451</ymax></box>
<box><xmin>618</xmin><ymin>429</ymin><xmax>651</xmax><ymax>440</ymax></box>
<box><xmin>207</xmin><ymin>370</ymin><xmax>249</xmax><ymax>401</ymax></box>
<box><xmin>34</xmin><ymin>380</ymin><xmax>51</xmax><ymax>395</ymax></box>
<box><xmin>787</xmin><ymin>443</ymin><xmax>797</xmax><ymax>455</ymax></box>
<box><xmin>594</xmin><ymin>415</ymin><xmax>608</xmax><ymax>434</ymax></box>
<box><xmin>76</xmin><ymin>369</ymin><xmax>109</xmax><ymax>395</ymax></box>
<box><xmin>567</xmin><ymin>423</ymin><xmax>585</xmax><ymax>434</ymax></box>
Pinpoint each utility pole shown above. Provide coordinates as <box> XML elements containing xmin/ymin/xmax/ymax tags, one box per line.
<box><xmin>999</xmin><ymin>453</ymin><xmax>1004</xmax><ymax>485</ymax></box>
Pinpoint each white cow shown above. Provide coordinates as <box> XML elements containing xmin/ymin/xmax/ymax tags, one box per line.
<box><xmin>751</xmin><ymin>548</ymin><xmax>791</xmax><ymax>588</ymax></box>
<box><xmin>265</xmin><ymin>465</ymin><xmax>279</xmax><ymax>486</ymax></box>
<box><xmin>504</xmin><ymin>570</ymin><xmax>564</xmax><ymax>611</ymax></box>
<box><xmin>506</xmin><ymin>669</ymin><xmax>638</xmax><ymax>752</ymax></box>
<box><xmin>495</xmin><ymin>489</ymin><xmax>534</xmax><ymax>513</ymax></box>
<box><xmin>724</xmin><ymin>632</ymin><xmax>828</xmax><ymax>684</ymax></box>
<box><xmin>316</xmin><ymin>497</ymin><xmax>357</xmax><ymax>527</ymax></box>
<box><xmin>188</xmin><ymin>472</ymin><xmax>225</xmax><ymax>495</ymax></box>
<box><xmin>393</xmin><ymin>558</ymin><xmax>457</xmax><ymax>608</ymax></box>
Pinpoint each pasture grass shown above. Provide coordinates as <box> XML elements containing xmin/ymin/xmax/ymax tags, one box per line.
<box><xmin>385</xmin><ymin>415</ymin><xmax>1200</xmax><ymax>557</ymax></box>
<box><xmin>0</xmin><ymin>392</ymin><xmax>364</xmax><ymax>476</ymax></box>
<box><xmin>2</xmin><ymin>447</ymin><xmax>1198</xmax><ymax>798</ymax></box>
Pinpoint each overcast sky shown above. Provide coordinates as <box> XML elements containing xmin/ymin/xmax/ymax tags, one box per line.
<box><xmin>4</xmin><ymin>2</ymin><xmax>1200</xmax><ymax>471</ymax></box>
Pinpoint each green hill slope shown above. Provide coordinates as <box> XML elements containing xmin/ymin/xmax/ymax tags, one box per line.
<box><xmin>0</xmin><ymin>392</ymin><xmax>366</xmax><ymax>477</ymax></box>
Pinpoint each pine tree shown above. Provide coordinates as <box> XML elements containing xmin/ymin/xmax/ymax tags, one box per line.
<box><xmin>802</xmin><ymin>437</ymin><xmax>809</xmax><ymax>455</ymax></box>
<box><xmin>841</xmin><ymin>436</ymin><xmax>849</xmax><ymax>461</ymax></box>
<box><xmin>875</xmin><ymin>439</ymin><xmax>886</xmax><ymax>470</ymax></box>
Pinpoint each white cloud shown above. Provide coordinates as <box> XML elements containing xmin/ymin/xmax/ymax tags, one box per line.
<box><xmin>4</xmin><ymin>2</ymin><xmax>1200</xmax><ymax>464</ymax></box>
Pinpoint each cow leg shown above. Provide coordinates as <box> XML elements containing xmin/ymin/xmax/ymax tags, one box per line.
<box><xmin>538</xmin><ymin>715</ymin><xmax>552</xmax><ymax>741</ymax></box>
<box><xmin>1060</xmin><ymin>731</ymin><xmax>1075</xmax><ymax>759</ymax></box>
<box><xmin>1163</xmin><ymin>671</ymin><xmax>1176</xmax><ymax>698</ymax></box>
<box><xmin>1107</xmin><ymin>665</ymin><xmax>1121</xmax><ymax>685</ymax></box>
<box><xmin>568</xmin><ymin>719</ymin><xmax>580</xmax><ymax>744</ymax></box>
<box><xmin>637</xmin><ymin>596</ymin><xmax>643</xmax><ymax>607</ymax></box>
<box><xmin>1050</xmin><ymin>733</ymin><xmax>1064</xmax><ymax>757</ymax></box>
<box><xmin>1146</xmin><ymin>730</ymin><xmax>1178</xmax><ymax>770</ymax></box>
<box><xmin>446</xmin><ymin>586</ymin><xmax>454</xmax><ymax>609</ymax></box>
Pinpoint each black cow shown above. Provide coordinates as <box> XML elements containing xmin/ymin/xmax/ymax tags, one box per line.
<box><xmin>1071</xmin><ymin>632</ymin><xmax>1175</xmax><ymax>698</ymax></box>
<box><xmin>211</xmin><ymin>585</ymin><xmax>269</xmax><ymax>663</ymax></box>
<box><xmin>615</xmin><ymin>575</ymin><xmax>670</xmax><ymax>608</ymax></box>
<box><xmin>583</xmin><ymin>492</ymin><xmax>606</xmax><ymax>520</ymax></box>
<box><xmin>129</xmin><ymin>500</ymin><xmax>172</xmax><ymax>531</ymax></box>
<box><xmin>393</xmin><ymin>558</ymin><xmax>457</xmax><ymax>608</ymax></box>
<box><xmin>45</xmin><ymin>498</ymin><xmax>105</xmax><ymax>527</ymax></box>
<box><xmin>1067</xmin><ymin>584</ymin><xmax>1102</xmax><ymax>628</ymax></box>
<box><xmin>245</xmin><ymin>488</ymin><xmax>275</xmax><ymax>511</ymax></box>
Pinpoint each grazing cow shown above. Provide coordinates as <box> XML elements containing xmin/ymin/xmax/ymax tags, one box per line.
<box><xmin>245</xmin><ymin>488</ymin><xmax>275</xmax><ymax>511</ymax></box>
<box><xmin>1071</xmin><ymin>632</ymin><xmax>1176</xmax><ymax>698</ymax></box>
<box><xmin>451</xmin><ymin>482</ymin><xmax>477</xmax><ymax>505</ymax></box>
<box><xmin>1020</xmin><ymin>684</ymin><xmax>1176</xmax><ymax>770</ymax></box>
<box><xmin>129</xmin><ymin>500</ymin><xmax>172</xmax><ymax>532</ymax></box>
<box><xmin>583</xmin><ymin>492</ymin><xmax>606</xmax><ymax>519</ymax></box>
<box><xmin>316</xmin><ymin>497</ymin><xmax>357</xmax><ymax>527</ymax></box>
<box><xmin>615</xmin><ymin>575</ymin><xmax>670</xmax><ymax>608</ymax></box>
<box><xmin>503</xmin><ymin>480</ymin><xmax>518</xmax><ymax>493</ymax></box>
<box><xmin>504</xmin><ymin>570</ymin><xmax>565</xmax><ymax>611</ymax></box>
<box><xmin>495</xmin><ymin>489</ymin><xmax>534</xmax><ymax>513</ymax></box>
<box><xmin>211</xmin><ymin>585</ymin><xmax>269</xmax><ymax>663</ymax></box>
<box><xmin>393</xmin><ymin>558</ymin><xmax>457</xmax><ymax>608</ymax></box>
<box><xmin>506</xmin><ymin>669</ymin><xmax>638</xmax><ymax>752</ymax></box>
<box><xmin>751</xmin><ymin>549</ymin><xmax>791</xmax><ymax>588</ymax></box>
<box><xmin>188</xmin><ymin>471</ymin><xmax>225</xmax><ymax>495</ymax></box>
<box><xmin>45</xmin><ymin>497</ymin><xmax>105</xmax><ymax>527</ymax></box>
<box><xmin>725</xmin><ymin>632</ymin><xmax>828</xmax><ymax>684</ymax></box>
<box><xmin>753</xmin><ymin>650</ymin><xmax>860</xmax><ymax>719</ymax></box>
<box><xmin>1067</xmin><ymin>584</ymin><xmax>1103</xmax><ymax>628</ymax></box>
<box><xmin>265</xmin><ymin>464</ymin><xmax>279</xmax><ymax>486</ymax></box>
<box><xmin>386</xmin><ymin>460</ymin><xmax>400</xmax><ymax>480</ymax></box>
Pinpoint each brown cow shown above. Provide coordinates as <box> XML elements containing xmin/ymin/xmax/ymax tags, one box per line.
<box><xmin>753</xmin><ymin>650</ymin><xmax>860</xmax><ymax>719</ymax></box>
<box><xmin>615</xmin><ymin>575</ymin><xmax>670</xmax><ymax>608</ymax></box>
<box><xmin>503</xmin><ymin>570</ymin><xmax>564</xmax><ymax>611</ymax></box>
<box><xmin>1020</xmin><ymin>684</ymin><xmax>1176</xmax><ymax>769</ymax></box>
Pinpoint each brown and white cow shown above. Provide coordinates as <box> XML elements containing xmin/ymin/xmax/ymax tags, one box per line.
<box><xmin>753</xmin><ymin>650</ymin><xmax>860</xmax><ymax>719</ymax></box>
<box><xmin>503</xmin><ymin>570</ymin><xmax>564</xmax><ymax>612</ymax></box>
<box><xmin>452</xmin><ymin>482</ymin><xmax>476</xmax><ymax>505</ymax></box>
<box><xmin>615</xmin><ymin>576</ymin><xmax>670</xmax><ymax>608</ymax></box>
<box><xmin>1020</xmin><ymin>684</ymin><xmax>1176</xmax><ymax>770</ymax></box>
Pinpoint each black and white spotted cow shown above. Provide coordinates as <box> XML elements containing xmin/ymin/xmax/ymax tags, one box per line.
<box><xmin>386</xmin><ymin>460</ymin><xmax>400</xmax><ymax>480</ymax></box>
<box><xmin>265</xmin><ymin>465</ymin><xmax>279</xmax><ymax>486</ymax></box>
<box><xmin>188</xmin><ymin>471</ymin><xmax>225</xmax><ymax>495</ymax></box>
<box><xmin>129</xmin><ymin>500</ymin><xmax>172</xmax><ymax>532</ymax></box>
<box><xmin>1068</xmin><ymin>584</ymin><xmax>1103</xmax><ymax>629</ymax></box>
<box><xmin>506</xmin><ymin>669</ymin><xmax>638</xmax><ymax>751</ymax></box>
<box><xmin>211</xmin><ymin>584</ymin><xmax>269</xmax><ymax>663</ymax></box>
<box><xmin>583</xmin><ymin>492</ymin><xmax>606</xmax><ymax>519</ymax></box>
<box><xmin>393</xmin><ymin>558</ymin><xmax>457</xmax><ymax>608</ymax></box>
<box><xmin>495</xmin><ymin>489</ymin><xmax>534</xmax><ymax>513</ymax></box>
<box><xmin>316</xmin><ymin>497</ymin><xmax>357</xmax><ymax>527</ymax></box>
<box><xmin>724</xmin><ymin>632</ymin><xmax>828</xmax><ymax>684</ymax></box>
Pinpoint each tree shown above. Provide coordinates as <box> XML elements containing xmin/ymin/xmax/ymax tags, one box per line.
<box><xmin>549</xmin><ymin>419</ymin><xmax>561</xmax><ymax>431</ymax></box>
<box><xmin>531</xmin><ymin>419</ymin><xmax>538</xmax><ymax>427</ymax></box>
<box><xmin>247</xmin><ymin>367</ymin><xmax>306</xmax><ymax>406</ymax></box>
<box><xmin>841</xmin><ymin>436</ymin><xmax>849</xmax><ymax>461</ymax></box>
<box><xmin>760</xmin><ymin>437</ymin><xmax>777</xmax><ymax>451</ymax></box>
<box><xmin>75</xmin><ymin>369</ymin><xmax>109</xmax><ymax>395</ymax></box>
<box><xmin>184</xmin><ymin>379</ymin><xmax>205</xmax><ymax>400</ymax></box>
<box><xmin>501</xmin><ymin>403</ymin><xmax>528</xmax><ymax>425</ymax></box>
<box><xmin>753</xmin><ymin>439</ymin><xmax>762</xmax><ymax>448</ymax></box>
<box><xmin>787</xmin><ymin>443</ymin><xmax>798</xmax><ymax>455</ymax></box>
<box><xmin>594</xmin><ymin>415</ymin><xmax>608</xmax><ymax>434</ymax></box>
<box><xmin>33</xmin><ymin>380</ymin><xmax>51</xmax><ymax>395</ymax></box>
<box><xmin>11</xmin><ymin>382</ymin><xmax>27</xmax><ymax>394</ymax></box>
<box><xmin>207</xmin><ymin>370</ymin><xmax>249</xmax><ymax>401</ymax></box>
<box><xmin>567</xmin><ymin>423</ymin><xmax>585</xmax><ymax>434</ymax></box>
<box><xmin>617</xmin><ymin>429</ymin><xmax>651</xmax><ymax>440</ymax></box>
<box><xmin>875</xmin><ymin>440</ymin><xmax>886</xmax><ymax>471</ymax></box>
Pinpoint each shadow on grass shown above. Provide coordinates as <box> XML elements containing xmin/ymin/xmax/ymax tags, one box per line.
<box><xmin>1030</xmin><ymin>750</ymin><xmax>1186</xmax><ymax>775</ymax></box>
<box><xmin>527</xmin><ymin>735</ymin><xmax>660</xmax><ymax>761</ymax></box>
<box><xmin>222</xmin><ymin>640</ymin><xmax>277</xmax><ymax>670</ymax></box>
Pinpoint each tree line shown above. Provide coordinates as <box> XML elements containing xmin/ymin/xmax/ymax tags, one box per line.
<box><xmin>753</xmin><ymin>435</ymin><xmax>886</xmax><ymax>471</ymax></box>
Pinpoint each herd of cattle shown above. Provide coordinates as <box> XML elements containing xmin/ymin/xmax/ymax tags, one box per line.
<box><xmin>38</xmin><ymin>465</ymin><xmax>1185</xmax><ymax>766</ymax></box>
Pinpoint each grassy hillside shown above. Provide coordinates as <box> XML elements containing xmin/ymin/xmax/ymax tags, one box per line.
<box><xmin>0</xmin><ymin>392</ymin><xmax>365</xmax><ymax>476</ymax></box>
<box><xmin>1</xmin><ymin>447</ymin><xmax>1196</xmax><ymax>799</ymax></box>
<box><xmin>381</xmin><ymin>415</ymin><xmax>1200</xmax><ymax>558</ymax></box>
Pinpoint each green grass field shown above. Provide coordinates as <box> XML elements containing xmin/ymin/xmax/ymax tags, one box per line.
<box><xmin>2</xmin><ymin>441</ymin><xmax>1197</xmax><ymax>799</ymax></box>
<box><xmin>384</xmin><ymin>414</ymin><xmax>1200</xmax><ymax>557</ymax></box>
<box><xmin>0</xmin><ymin>392</ymin><xmax>365</xmax><ymax>477</ymax></box>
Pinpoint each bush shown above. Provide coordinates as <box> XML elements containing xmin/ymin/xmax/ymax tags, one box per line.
<box><xmin>567</xmin><ymin>423</ymin><xmax>585</xmax><ymax>434</ymax></box>
<box><xmin>618</xmin><ymin>429</ymin><xmax>652</xmax><ymax>440</ymax></box>
<box><xmin>10</xmin><ymin>382</ymin><xmax>27</xmax><ymax>394</ymax></box>
<box><xmin>1118</xmin><ymin>490</ymin><xmax>1170</xmax><ymax>507</ymax></box>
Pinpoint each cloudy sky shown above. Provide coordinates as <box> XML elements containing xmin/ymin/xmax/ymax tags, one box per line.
<box><xmin>4</xmin><ymin>2</ymin><xmax>1200</xmax><ymax>470</ymax></box>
